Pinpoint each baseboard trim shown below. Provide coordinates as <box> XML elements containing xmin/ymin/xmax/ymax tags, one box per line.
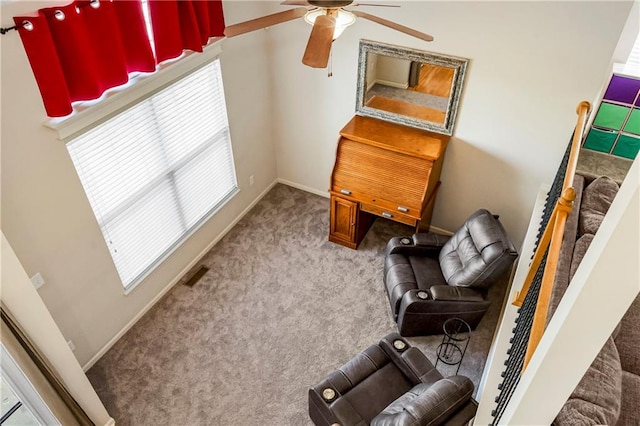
<box><xmin>277</xmin><ymin>180</ymin><xmax>453</xmax><ymax>235</ymax></box>
<box><xmin>276</xmin><ymin>178</ymin><xmax>329</xmax><ymax>198</ymax></box>
<box><xmin>104</xmin><ymin>418</ymin><xmax>116</xmax><ymax>426</ymax></box>
<box><xmin>82</xmin><ymin>180</ymin><xmax>279</xmax><ymax>371</ymax></box>
<box><xmin>82</xmin><ymin>179</ymin><xmax>447</xmax><ymax>370</ymax></box>
<box><xmin>374</xmin><ymin>78</ymin><xmax>409</xmax><ymax>90</ymax></box>
<box><xmin>278</xmin><ymin>179</ymin><xmax>452</xmax><ymax>234</ymax></box>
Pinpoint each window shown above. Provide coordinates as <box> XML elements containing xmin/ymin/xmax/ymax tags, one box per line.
<box><xmin>620</xmin><ymin>29</ymin><xmax>640</xmax><ymax>76</ymax></box>
<box><xmin>67</xmin><ymin>60</ymin><xmax>237</xmax><ymax>290</ymax></box>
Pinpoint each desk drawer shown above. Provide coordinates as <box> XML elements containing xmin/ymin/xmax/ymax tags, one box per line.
<box><xmin>360</xmin><ymin>203</ymin><xmax>417</xmax><ymax>226</ymax></box>
<box><xmin>331</xmin><ymin>189</ymin><xmax>421</xmax><ymax>217</ymax></box>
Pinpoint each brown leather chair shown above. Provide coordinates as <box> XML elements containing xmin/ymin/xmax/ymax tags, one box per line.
<box><xmin>384</xmin><ymin>209</ymin><xmax>518</xmax><ymax>336</ymax></box>
<box><xmin>308</xmin><ymin>333</ymin><xmax>477</xmax><ymax>426</ymax></box>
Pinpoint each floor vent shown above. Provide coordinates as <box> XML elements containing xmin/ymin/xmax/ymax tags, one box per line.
<box><xmin>183</xmin><ymin>266</ymin><xmax>209</xmax><ymax>287</ymax></box>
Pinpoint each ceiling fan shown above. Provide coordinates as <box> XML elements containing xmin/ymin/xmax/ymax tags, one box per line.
<box><xmin>223</xmin><ymin>0</ymin><xmax>433</xmax><ymax>69</ymax></box>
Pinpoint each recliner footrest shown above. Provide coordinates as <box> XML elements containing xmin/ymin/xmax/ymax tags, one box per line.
<box><xmin>397</xmin><ymin>291</ymin><xmax>491</xmax><ymax>336</ymax></box>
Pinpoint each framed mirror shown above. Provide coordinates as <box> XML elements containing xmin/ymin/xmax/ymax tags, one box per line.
<box><xmin>356</xmin><ymin>39</ymin><xmax>469</xmax><ymax>136</ymax></box>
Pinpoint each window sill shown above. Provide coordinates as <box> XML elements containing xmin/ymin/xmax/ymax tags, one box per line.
<box><xmin>45</xmin><ymin>38</ymin><xmax>225</xmax><ymax>142</ymax></box>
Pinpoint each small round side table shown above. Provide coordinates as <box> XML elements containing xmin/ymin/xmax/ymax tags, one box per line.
<box><xmin>435</xmin><ymin>318</ymin><xmax>471</xmax><ymax>375</ymax></box>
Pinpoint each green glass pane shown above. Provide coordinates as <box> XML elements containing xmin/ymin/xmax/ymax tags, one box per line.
<box><xmin>593</xmin><ymin>103</ymin><xmax>630</xmax><ymax>130</ymax></box>
<box><xmin>583</xmin><ymin>128</ymin><xmax>617</xmax><ymax>153</ymax></box>
<box><xmin>612</xmin><ymin>134</ymin><xmax>640</xmax><ymax>159</ymax></box>
<box><xmin>623</xmin><ymin>109</ymin><xmax>640</xmax><ymax>135</ymax></box>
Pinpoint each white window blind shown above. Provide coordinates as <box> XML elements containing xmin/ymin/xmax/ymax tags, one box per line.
<box><xmin>621</xmin><ymin>30</ymin><xmax>640</xmax><ymax>76</ymax></box>
<box><xmin>67</xmin><ymin>60</ymin><xmax>237</xmax><ymax>290</ymax></box>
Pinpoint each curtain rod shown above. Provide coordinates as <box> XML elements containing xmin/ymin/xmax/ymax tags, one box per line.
<box><xmin>1</xmin><ymin>0</ymin><xmax>100</xmax><ymax>35</ymax></box>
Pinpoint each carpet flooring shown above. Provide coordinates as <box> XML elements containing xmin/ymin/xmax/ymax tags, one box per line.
<box><xmin>87</xmin><ymin>184</ymin><xmax>509</xmax><ymax>425</ymax></box>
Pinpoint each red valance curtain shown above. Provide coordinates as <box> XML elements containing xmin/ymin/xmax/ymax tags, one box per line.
<box><xmin>148</xmin><ymin>0</ymin><xmax>225</xmax><ymax>64</ymax></box>
<box><xmin>14</xmin><ymin>0</ymin><xmax>225</xmax><ymax>118</ymax></box>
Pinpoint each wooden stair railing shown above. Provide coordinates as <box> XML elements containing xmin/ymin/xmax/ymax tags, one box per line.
<box><xmin>512</xmin><ymin>101</ymin><xmax>591</xmax><ymax>371</ymax></box>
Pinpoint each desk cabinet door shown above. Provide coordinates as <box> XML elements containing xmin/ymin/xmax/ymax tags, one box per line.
<box><xmin>330</xmin><ymin>196</ymin><xmax>357</xmax><ymax>243</ymax></box>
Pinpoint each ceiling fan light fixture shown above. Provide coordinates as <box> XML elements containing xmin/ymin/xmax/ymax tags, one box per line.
<box><xmin>304</xmin><ymin>9</ymin><xmax>356</xmax><ymax>39</ymax></box>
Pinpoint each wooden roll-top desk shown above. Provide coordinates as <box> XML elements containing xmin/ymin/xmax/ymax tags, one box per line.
<box><xmin>329</xmin><ymin>115</ymin><xmax>449</xmax><ymax>249</ymax></box>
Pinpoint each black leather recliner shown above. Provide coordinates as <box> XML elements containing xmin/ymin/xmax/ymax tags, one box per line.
<box><xmin>384</xmin><ymin>209</ymin><xmax>518</xmax><ymax>336</ymax></box>
<box><xmin>308</xmin><ymin>333</ymin><xmax>477</xmax><ymax>426</ymax></box>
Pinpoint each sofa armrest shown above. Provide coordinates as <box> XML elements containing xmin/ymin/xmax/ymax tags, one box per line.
<box><xmin>308</xmin><ymin>387</ymin><xmax>366</xmax><ymax>426</ymax></box>
<box><xmin>379</xmin><ymin>333</ymin><xmax>443</xmax><ymax>387</ymax></box>
<box><xmin>430</xmin><ymin>285</ymin><xmax>485</xmax><ymax>302</ymax></box>
<box><xmin>413</xmin><ymin>232</ymin><xmax>450</xmax><ymax>248</ymax></box>
<box><xmin>371</xmin><ymin>376</ymin><xmax>474</xmax><ymax>426</ymax></box>
<box><xmin>385</xmin><ymin>236</ymin><xmax>443</xmax><ymax>258</ymax></box>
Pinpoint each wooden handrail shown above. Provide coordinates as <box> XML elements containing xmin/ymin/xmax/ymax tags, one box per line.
<box><xmin>513</xmin><ymin>101</ymin><xmax>591</xmax><ymax>308</ymax></box>
<box><xmin>522</xmin><ymin>188</ymin><xmax>575</xmax><ymax>369</ymax></box>
<box><xmin>563</xmin><ymin>101</ymin><xmax>592</xmax><ymax>192</ymax></box>
<box><xmin>511</xmin><ymin>101</ymin><xmax>591</xmax><ymax>371</ymax></box>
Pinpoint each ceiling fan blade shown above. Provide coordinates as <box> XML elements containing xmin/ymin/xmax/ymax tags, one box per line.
<box><xmin>351</xmin><ymin>11</ymin><xmax>433</xmax><ymax>42</ymax></box>
<box><xmin>280</xmin><ymin>0</ymin><xmax>311</xmax><ymax>5</ymax></box>
<box><xmin>350</xmin><ymin>3</ymin><xmax>401</xmax><ymax>7</ymax></box>
<box><xmin>302</xmin><ymin>15</ymin><xmax>336</xmax><ymax>68</ymax></box>
<box><xmin>224</xmin><ymin>8</ymin><xmax>307</xmax><ymax>37</ymax></box>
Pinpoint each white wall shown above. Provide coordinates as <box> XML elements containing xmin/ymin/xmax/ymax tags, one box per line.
<box><xmin>366</xmin><ymin>52</ymin><xmax>378</xmax><ymax>90</ymax></box>
<box><xmin>477</xmin><ymin>4</ymin><xmax>640</xmax><ymax>422</ymax></box>
<box><xmin>374</xmin><ymin>55</ymin><xmax>411</xmax><ymax>88</ymax></box>
<box><xmin>268</xmin><ymin>1</ymin><xmax>633</xmax><ymax>248</ymax></box>
<box><xmin>0</xmin><ymin>0</ymin><xmax>634</xmax><ymax>373</ymax></box>
<box><xmin>499</xmin><ymin>156</ymin><xmax>640</xmax><ymax>425</ymax></box>
<box><xmin>0</xmin><ymin>1</ymin><xmax>278</xmax><ymax>367</ymax></box>
<box><xmin>1</xmin><ymin>233</ymin><xmax>114</xmax><ymax>426</ymax></box>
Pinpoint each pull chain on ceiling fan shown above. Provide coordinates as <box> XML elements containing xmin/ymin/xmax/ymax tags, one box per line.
<box><xmin>223</xmin><ymin>0</ymin><xmax>433</xmax><ymax>69</ymax></box>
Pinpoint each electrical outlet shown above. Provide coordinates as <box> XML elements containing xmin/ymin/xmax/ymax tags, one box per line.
<box><xmin>249</xmin><ymin>175</ymin><xmax>255</xmax><ymax>186</ymax></box>
<box><xmin>67</xmin><ymin>340</ymin><xmax>76</xmax><ymax>351</ymax></box>
<box><xmin>30</xmin><ymin>273</ymin><xmax>45</xmax><ymax>290</ymax></box>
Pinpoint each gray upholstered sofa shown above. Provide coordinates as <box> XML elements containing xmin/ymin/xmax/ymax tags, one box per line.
<box><xmin>547</xmin><ymin>173</ymin><xmax>639</xmax><ymax>426</ymax></box>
